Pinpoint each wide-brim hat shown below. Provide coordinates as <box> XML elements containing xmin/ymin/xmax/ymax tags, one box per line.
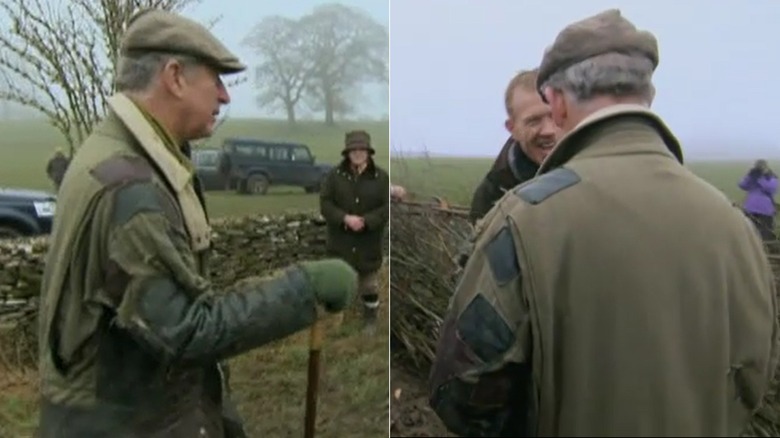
<box><xmin>343</xmin><ymin>130</ymin><xmax>375</xmax><ymax>156</ymax></box>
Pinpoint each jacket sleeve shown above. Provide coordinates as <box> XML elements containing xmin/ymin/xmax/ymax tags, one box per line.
<box><xmin>757</xmin><ymin>176</ymin><xmax>778</xmax><ymax>196</ymax></box>
<box><xmin>98</xmin><ymin>181</ymin><xmax>319</xmax><ymax>367</ymax></box>
<box><xmin>739</xmin><ymin>174</ymin><xmax>755</xmax><ymax>191</ymax></box>
<box><xmin>363</xmin><ymin>171</ymin><xmax>390</xmax><ymax>231</ymax></box>
<box><xmin>469</xmin><ymin>176</ymin><xmax>503</xmax><ymax>224</ymax></box>
<box><xmin>319</xmin><ymin>170</ymin><xmax>347</xmax><ymax>225</ymax></box>
<box><xmin>428</xmin><ymin>217</ymin><xmax>534</xmax><ymax>437</ymax></box>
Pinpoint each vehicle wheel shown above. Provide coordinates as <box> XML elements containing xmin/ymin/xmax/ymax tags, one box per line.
<box><xmin>0</xmin><ymin>225</ymin><xmax>24</xmax><ymax>239</ymax></box>
<box><xmin>246</xmin><ymin>174</ymin><xmax>270</xmax><ymax>195</ymax></box>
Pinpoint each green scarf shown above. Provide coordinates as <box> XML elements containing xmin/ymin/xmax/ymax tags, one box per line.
<box><xmin>133</xmin><ymin>101</ymin><xmax>195</xmax><ymax>175</ymax></box>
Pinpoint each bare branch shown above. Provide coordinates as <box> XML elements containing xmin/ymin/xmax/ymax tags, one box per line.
<box><xmin>0</xmin><ymin>0</ymin><xmax>200</xmax><ymax>155</ymax></box>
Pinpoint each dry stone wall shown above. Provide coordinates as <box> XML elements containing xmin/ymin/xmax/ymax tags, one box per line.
<box><xmin>0</xmin><ymin>212</ymin><xmax>337</xmax><ymax>302</ymax></box>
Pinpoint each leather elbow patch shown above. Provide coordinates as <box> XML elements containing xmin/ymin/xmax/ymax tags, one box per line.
<box><xmin>457</xmin><ymin>294</ymin><xmax>515</xmax><ymax>363</ymax></box>
<box><xmin>484</xmin><ymin>226</ymin><xmax>520</xmax><ymax>285</ymax></box>
<box><xmin>457</xmin><ymin>225</ymin><xmax>523</xmax><ymax>363</ymax></box>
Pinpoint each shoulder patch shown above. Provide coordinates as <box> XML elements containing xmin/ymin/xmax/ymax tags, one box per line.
<box><xmin>111</xmin><ymin>182</ymin><xmax>165</xmax><ymax>227</ymax></box>
<box><xmin>91</xmin><ymin>155</ymin><xmax>153</xmax><ymax>187</ymax></box>
<box><xmin>514</xmin><ymin>167</ymin><xmax>580</xmax><ymax>204</ymax></box>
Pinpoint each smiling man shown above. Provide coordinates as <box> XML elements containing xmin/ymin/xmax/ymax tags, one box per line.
<box><xmin>37</xmin><ymin>9</ymin><xmax>357</xmax><ymax>438</ymax></box>
<box><xmin>468</xmin><ymin>68</ymin><xmax>559</xmax><ymax>224</ymax></box>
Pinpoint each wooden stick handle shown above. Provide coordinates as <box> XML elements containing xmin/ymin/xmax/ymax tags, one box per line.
<box><xmin>309</xmin><ymin>317</ymin><xmax>324</xmax><ymax>350</ymax></box>
<box><xmin>304</xmin><ymin>319</ymin><xmax>325</xmax><ymax>438</ymax></box>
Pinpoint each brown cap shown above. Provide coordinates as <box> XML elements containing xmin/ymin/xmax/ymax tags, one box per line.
<box><xmin>343</xmin><ymin>130</ymin><xmax>375</xmax><ymax>155</ymax></box>
<box><xmin>537</xmin><ymin>9</ymin><xmax>658</xmax><ymax>92</ymax></box>
<box><xmin>120</xmin><ymin>9</ymin><xmax>246</xmax><ymax>74</ymax></box>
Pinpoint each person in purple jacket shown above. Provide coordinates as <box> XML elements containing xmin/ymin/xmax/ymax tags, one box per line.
<box><xmin>739</xmin><ymin>159</ymin><xmax>778</xmax><ymax>242</ymax></box>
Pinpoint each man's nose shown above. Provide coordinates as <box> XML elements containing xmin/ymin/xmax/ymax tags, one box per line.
<box><xmin>540</xmin><ymin>118</ymin><xmax>558</xmax><ymax>137</ymax></box>
<box><xmin>218</xmin><ymin>81</ymin><xmax>230</xmax><ymax>105</ymax></box>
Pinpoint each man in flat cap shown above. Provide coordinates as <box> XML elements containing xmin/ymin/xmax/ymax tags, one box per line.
<box><xmin>37</xmin><ymin>9</ymin><xmax>358</xmax><ymax>437</ymax></box>
<box><xmin>468</xmin><ymin>68</ymin><xmax>559</xmax><ymax>225</ymax></box>
<box><xmin>320</xmin><ymin>130</ymin><xmax>389</xmax><ymax>335</ymax></box>
<box><xmin>429</xmin><ymin>9</ymin><xmax>779</xmax><ymax>437</ymax></box>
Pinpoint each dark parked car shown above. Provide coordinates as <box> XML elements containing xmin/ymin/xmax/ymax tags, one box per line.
<box><xmin>191</xmin><ymin>147</ymin><xmax>224</xmax><ymax>190</ymax></box>
<box><xmin>0</xmin><ymin>187</ymin><xmax>57</xmax><ymax>239</ymax></box>
<box><xmin>192</xmin><ymin>138</ymin><xmax>333</xmax><ymax>195</ymax></box>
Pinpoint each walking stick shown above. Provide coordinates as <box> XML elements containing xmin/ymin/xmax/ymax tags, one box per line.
<box><xmin>304</xmin><ymin>318</ymin><xmax>325</xmax><ymax>438</ymax></box>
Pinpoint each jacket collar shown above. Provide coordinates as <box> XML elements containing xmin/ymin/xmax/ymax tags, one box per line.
<box><xmin>538</xmin><ymin>104</ymin><xmax>683</xmax><ymax>175</ymax></box>
<box><xmin>338</xmin><ymin>157</ymin><xmax>378</xmax><ymax>178</ymax></box>
<box><xmin>487</xmin><ymin>136</ymin><xmax>540</xmax><ymax>188</ymax></box>
<box><xmin>106</xmin><ymin>93</ymin><xmax>192</xmax><ymax>193</ymax></box>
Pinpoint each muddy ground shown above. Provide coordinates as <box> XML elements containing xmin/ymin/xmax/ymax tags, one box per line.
<box><xmin>390</xmin><ymin>353</ymin><xmax>453</xmax><ymax>437</ymax></box>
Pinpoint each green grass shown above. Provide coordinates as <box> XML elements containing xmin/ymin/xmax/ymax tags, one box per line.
<box><xmin>0</xmin><ymin>117</ymin><xmax>389</xmax><ymax>438</ymax></box>
<box><xmin>0</xmin><ymin>118</ymin><xmax>389</xmax><ymax>217</ymax></box>
<box><xmin>390</xmin><ymin>155</ymin><xmax>779</xmax><ymax>207</ymax></box>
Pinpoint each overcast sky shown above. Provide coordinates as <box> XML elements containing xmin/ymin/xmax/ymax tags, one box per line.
<box><xmin>185</xmin><ymin>0</ymin><xmax>388</xmax><ymax>120</ymax></box>
<box><xmin>389</xmin><ymin>0</ymin><xmax>780</xmax><ymax>160</ymax></box>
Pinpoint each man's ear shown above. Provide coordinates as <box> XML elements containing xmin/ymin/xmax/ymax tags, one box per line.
<box><xmin>504</xmin><ymin>118</ymin><xmax>513</xmax><ymax>133</ymax></box>
<box><xmin>544</xmin><ymin>88</ymin><xmax>567</xmax><ymax>128</ymax></box>
<box><xmin>160</xmin><ymin>59</ymin><xmax>188</xmax><ymax>98</ymax></box>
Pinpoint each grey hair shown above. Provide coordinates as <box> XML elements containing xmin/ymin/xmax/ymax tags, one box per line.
<box><xmin>114</xmin><ymin>52</ymin><xmax>200</xmax><ymax>92</ymax></box>
<box><xmin>541</xmin><ymin>52</ymin><xmax>656</xmax><ymax>104</ymax></box>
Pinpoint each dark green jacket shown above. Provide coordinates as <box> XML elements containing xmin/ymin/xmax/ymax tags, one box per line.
<box><xmin>320</xmin><ymin>158</ymin><xmax>389</xmax><ymax>274</ymax></box>
<box><xmin>38</xmin><ymin>93</ymin><xmax>319</xmax><ymax>438</ymax></box>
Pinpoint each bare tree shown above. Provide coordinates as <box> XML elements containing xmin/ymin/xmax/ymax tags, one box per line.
<box><xmin>0</xmin><ymin>0</ymin><xmax>200</xmax><ymax>156</ymax></box>
<box><xmin>242</xmin><ymin>16</ymin><xmax>314</xmax><ymax>125</ymax></box>
<box><xmin>301</xmin><ymin>3</ymin><xmax>388</xmax><ymax>126</ymax></box>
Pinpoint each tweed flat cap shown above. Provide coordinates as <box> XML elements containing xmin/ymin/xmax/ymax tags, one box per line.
<box><xmin>120</xmin><ymin>9</ymin><xmax>246</xmax><ymax>74</ymax></box>
<box><xmin>537</xmin><ymin>9</ymin><xmax>658</xmax><ymax>92</ymax></box>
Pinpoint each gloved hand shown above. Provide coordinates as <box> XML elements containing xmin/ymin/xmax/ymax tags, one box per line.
<box><xmin>299</xmin><ymin>259</ymin><xmax>358</xmax><ymax>312</ymax></box>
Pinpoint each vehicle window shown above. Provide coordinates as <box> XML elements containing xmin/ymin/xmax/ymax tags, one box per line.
<box><xmin>291</xmin><ymin>146</ymin><xmax>311</xmax><ymax>162</ymax></box>
<box><xmin>252</xmin><ymin>145</ymin><xmax>268</xmax><ymax>159</ymax></box>
<box><xmin>234</xmin><ymin>145</ymin><xmax>254</xmax><ymax>155</ymax></box>
<box><xmin>199</xmin><ymin>151</ymin><xmax>219</xmax><ymax>167</ymax></box>
<box><xmin>232</xmin><ymin>144</ymin><xmax>268</xmax><ymax>159</ymax></box>
<box><xmin>271</xmin><ymin>146</ymin><xmax>290</xmax><ymax>161</ymax></box>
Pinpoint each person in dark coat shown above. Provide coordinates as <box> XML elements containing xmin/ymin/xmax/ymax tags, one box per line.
<box><xmin>320</xmin><ymin>130</ymin><xmax>390</xmax><ymax>334</ymax></box>
<box><xmin>46</xmin><ymin>148</ymin><xmax>70</xmax><ymax>190</ymax></box>
<box><xmin>469</xmin><ymin>68</ymin><xmax>560</xmax><ymax>224</ymax></box>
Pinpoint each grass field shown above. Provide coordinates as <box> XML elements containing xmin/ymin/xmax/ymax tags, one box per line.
<box><xmin>0</xmin><ymin>118</ymin><xmax>389</xmax><ymax>217</ymax></box>
<box><xmin>0</xmin><ymin>117</ymin><xmax>390</xmax><ymax>438</ymax></box>
<box><xmin>391</xmin><ymin>154</ymin><xmax>780</xmax><ymax>206</ymax></box>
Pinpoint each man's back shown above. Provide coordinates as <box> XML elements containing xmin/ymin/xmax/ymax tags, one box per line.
<box><xmin>508</xmin><ymin>114</ymin><xmax>779</xmax><ymax>436</ymax></box>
